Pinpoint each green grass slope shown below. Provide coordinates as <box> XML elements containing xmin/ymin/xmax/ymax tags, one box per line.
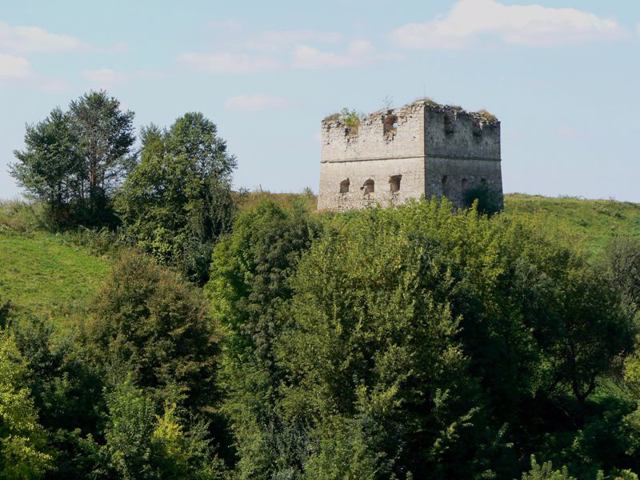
<box><xmin>504</xmin><ymin>194</ymin><xmax>640</xmax><ymax>256</ymax></box>
<box><xmin>0</xmin><ymin>231</ymin><xmax>110</xmax><ymax>327</ymax></box>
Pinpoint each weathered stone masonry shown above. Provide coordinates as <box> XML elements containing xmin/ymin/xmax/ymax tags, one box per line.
<box><xmin>318</xmin><ymin>99</ymin><xmax>503</xmax><ymax>211</ymax></box>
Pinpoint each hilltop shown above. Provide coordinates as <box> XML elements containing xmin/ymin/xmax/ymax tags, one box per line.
<box><xmin>1</xmin><ymin>193</ymin><xmax>639</xmax><ymax>328</ymax></box>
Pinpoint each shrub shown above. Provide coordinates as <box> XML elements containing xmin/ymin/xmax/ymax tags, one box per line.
<box><xmin>88</xmin><ymin>251</ymin><xmax>220</xmax><ymax>412</ymax></box>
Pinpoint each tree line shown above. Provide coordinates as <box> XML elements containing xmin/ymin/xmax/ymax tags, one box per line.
<box><xmin>11</xmin><ymin>91</ymin><xmax>235</xmax><ymax>284</ymax></box>
<box><xmin>3</xmin><ymin>92</ymin><xmax>640</xmax><ymax>479</ymax></box>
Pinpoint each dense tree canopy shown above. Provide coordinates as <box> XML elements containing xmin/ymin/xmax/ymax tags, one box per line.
<box><xmin>116</xmin><ymin>113</ymin><xmax>236</xmax><ymax>284</ymax></box>
<box><xmin>88</xmin><ymin>251</ymin><xmax>220</xmax><ymax>413</ymax></box>
<box><xmin>11</xmin><ymin>108</ymin><xmax>81</xmax><ymax>227</ymax></box>
<box><xmin>5</xmin><ymin>90</ymin><xmax>640</xmax><ymax>479</ymax></box>
<box><xmin>11</xmin><ymin>91</ymin><xmax>135</xmax><ymax>228</ymax></box>
<box><xmin>207</xmin><ymin>200</ymin><xmax>321</xmax><ymax>479</ymax></box>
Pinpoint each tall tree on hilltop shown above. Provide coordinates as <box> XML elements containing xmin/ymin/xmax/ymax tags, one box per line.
<box><xmin>11</xmin><ymin>108</ymin><xmax>81</xmax><ymax>228</ymax></box>
<box><xmin>116</xmin><ymin>112</ymin><xmax>236</xmax><ymax>284</ymax></box>
<box><xmin>69</xmin><ymin>90</ymin><xmax>135</xmax><ymax>225</ymax></box>
<box><xmin>11</xmin><ymin>91</ymin><xmax>135</xmax><ymax>228</ymax></box>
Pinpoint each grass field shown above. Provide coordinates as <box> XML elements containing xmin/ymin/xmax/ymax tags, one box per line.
<box><xmin>504</xmin><ymin>194</ymin><xmax>640</xmax><ymax>256</ymax></box>
<box><xmin>0</xmin><ymin>230</ymin><xmax>110</xmax><ymax>328</ymax></box>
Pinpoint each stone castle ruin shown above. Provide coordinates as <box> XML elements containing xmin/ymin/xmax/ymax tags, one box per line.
<box><xmin>318</xmin><ymin>99</ymin><xmax>503</xmax><ymax>211</ymax></box>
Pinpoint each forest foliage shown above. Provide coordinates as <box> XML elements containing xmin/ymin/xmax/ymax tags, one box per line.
<box><xmin>2</xmin><ymin>91</ymin><xmax>640</xmax><ymax>479</ymax></box>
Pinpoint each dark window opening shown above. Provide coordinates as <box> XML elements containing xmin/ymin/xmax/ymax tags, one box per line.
<box><xmin>362</xmin><ymin>178</ymin><xmax>375</xmax><ymax>194</ymax></box>
<box><xmin>481</xmin><ymin>178</ymin><xmax>487</xmax><ymax>185</ymax></box>
<box><xmin>444</xmin><ymin>114</ymin><xmax>455</xmax><ymax>135</ymax></box>
<box><xmin>389</xmin><ymin>175</ymin><xmax>401</xmax><ymax>193</ymax></box>
<box><xmin>461</xmin><ymin>178</ymin><xmax>468</xmax><ymax>191</ymax></box>
<box><xmin>441</xmin><ymin>175</ymin><xmax>449</xmax><ymax>195</ymax></box>
<box><xmin>472</xmin><ymin>120</ymin><xmax>483</xmax><ymax>138</ymax></box>
<box><xmin>340</xmin><ymin>178</ymin><xmax>350</xmax><ymax>193</ymax></box>
<box><xmin>383</xmin><ymin>111</ymin><xmax>398</xmax><ymax>140</ymax></box>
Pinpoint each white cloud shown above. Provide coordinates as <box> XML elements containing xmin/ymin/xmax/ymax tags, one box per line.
<box><xmin>0</xmin><ymin>53</ymin><xmax>31</xmax><ymax>79</ymax></box>
<box><xmin>292</xmin><ymin>40</ymin><xmax>394</xmax><ymax>69</ymax></box>
<box><xmin>0</xmin><ymin>21</ymin><xmax>88</xmax><ymax>53</ymax></box>
<box><xmin>391</xmin><ymin>0</ymin><xmax>625</xmax><ymax>49</ymax></box>
<box><xmin>292</xmin><ymin>45</ymin><xmax>355</xmax><ymax>69</ymax></box>
<box><xmin>82</xmin><ymin>68</ymin><xmax>127</xmax><ymax>88</ymax></box>
<box><xmin>224</xmin><ymin>94</ymin><xmax>290</xmax><ymax>111</ymax></box>
<box><xmin>178</xmin><ymin>52</ymin><xmax>281</xmax><ymax>73</ymax></box>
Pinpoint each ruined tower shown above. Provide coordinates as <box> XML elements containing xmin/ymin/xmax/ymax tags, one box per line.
<box><xmin>318</xmin><ymin>99</ymin><xmax>503</xmax><ymax>210</ymax></box>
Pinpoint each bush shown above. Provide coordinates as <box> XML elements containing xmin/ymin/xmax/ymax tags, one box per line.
<box><xmin>101</xmin><ymin>378</ymin><xmax>225</xmax><ymax>480</ymax></box>
<box><xmin>0</xmin><ymin>331</ymin><xmax>52</xmax><ymax>479</ymax></box>
<box><xmin>206</xmin><ymin>200</ymin><xmax>320</xmax><ymax>479</ymax></box>
<box><xmin>276</xmin><ymin>200</ymin><xmax>632</xmax><ymax>477</ymax></box>
<box><xmin>88</xmin><ymin>251</ymin><xmax>220</xmax><ymax>413</ymax></box>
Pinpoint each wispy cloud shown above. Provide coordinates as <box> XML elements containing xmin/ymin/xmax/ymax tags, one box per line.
<box><xmin>391</xmin><ymin>0</ymin><xmax>626</xmax><ymax>49</ymax></box>
<box><xmin>224</xmin><ymin>94</ymin><xmax>290</xmax><ymax>111</ymax></box>
<box><xmin>180</xmin><ymin>24</ymin><xmax>395</xmax><ymax>74</ymax></box>
<box><xmin>178</xmin><ymin>52</ymin><xmax>281</xmax><ymax>73</ymax></box>
<box><xmin>293</xmin><ymin>40</ymin><xmax>397</xmax><ymax>69</ymax></box>
<box><xmin>0</xmin><ymin>53</ymin><xmax>31</xmax><ymax>79</ymax></box>
<box><xmin>0</xmin><ymin>21</ymin><xmax>89</xmax><ymax>53</ymax></box>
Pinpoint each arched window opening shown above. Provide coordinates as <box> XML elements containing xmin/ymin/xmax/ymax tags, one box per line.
<box><xmin>441</xmin><ymin>175</ymin><xmax>449</xmax><ymax>196</ymax></box>
<box><xmin>389</xmin><ymin>175</ymin><xmax>401</xmax><ymax>193</ymax></box>
<box><xmin>339</xmin><ymin>178</ymin><xmax>350</xmax><ymax>193</ymax></box>
<box><xmin>461</xmin><ymin>178</ymin><xmax>468</xmax><ymax>191</ymax></box>
<box><xmin>362</xmin><ymin>178</ymin><xmax>375</xmax><ymax>195</ymax></box>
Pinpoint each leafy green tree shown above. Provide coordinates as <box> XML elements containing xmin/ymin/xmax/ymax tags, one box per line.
<box><xmin>151</xmin><ymin>403</ymin><xmax>226</xmax><ymax>480</ymax></box>
<box><xmin>0</xmin><ymin>331</ymin><xmax>52</xmax><ymax>479</ymax></box>
<box><xmin>101</xmin><ymin>378</ymin><xmax>225</xmax><ymax>480</ymax></box>
<box><xmin>273</xmin><ymin>200</ymin><xmax>631</xmax><ymax>477</ymax></box>
<box><xmin>88</xmin><ymin>251</ymin><xmax>219</xmax><ymax>413</ymax></box>
<box><xmin>602</xmin><ymin>236</ymin><xmax>640</xmax><ymax>319</ymax></box>
<box><xmin>521</xmin><ymin>456</ymin><xmax>575</xmax><ymax>480</ymax></box>
<box><xmin>69</xmin><ymin>90</ymin><xmax>135</xmax><ymax>225</ymax></box>
<box><xmin>279</xmin><ymin>203</ymin><xmax>494</xmax><ymax>479</ymax></box>
<box><xmin>11</xmin><ymin>91</ymin><xmax>135</xmax><ymax>228</ymax></box>
<box><xmin>116</xmin><ymin>113</ymin><xmax>236</xmax><ymax>284</ymax></box>
<box><xmin>102</xmin><ymin>379</ymin><xmax>158</xmax><ymax>480</ymax></box>
<box><xmin>10</xmin><ymin>316</ymin><xmax>103</xmax><ymax>434</ymax></box>
<box><xmin>8</xmin><ymin>316</ymin><xmax>105</xmax><ymax>479</ymax></box>
<box><xmin>11</xmin><ymin>108</ymin><xmax>81</xmax><ymax>228</ymax></box>
<box><xmin>206</xmin><ymin>200</ymin><xmax>320</xmax><ymax>479</ymax></box>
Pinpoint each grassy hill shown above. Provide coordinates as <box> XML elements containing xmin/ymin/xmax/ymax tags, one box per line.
<box><xmin>0</xmin><ymin>202</ymin><xmax>110</xmax><ymax>327</ymax></box>
<box><xmin>1</xmin><ymin>193</ymin><xmax>639</xmax><ymax>328</ymax></box>
<box><xmin>236</xmin><ymin>191</ymin><xmax>640</xmax><ymax>256</ymax></box>
<box><xmin>0</xmin><ymin>231</ymin><xmax>109</xmax><ymax>327</ymax></box>
<box><xmin>504</xmin><ymin>194</ymin><xmax>640</xmax><ymax>256</ymax></box>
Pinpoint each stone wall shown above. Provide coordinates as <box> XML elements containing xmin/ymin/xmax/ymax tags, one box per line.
<box><xmin>423</xmin><ymin>105</ymin><xmax>502</xmax><ymax>206</ymax></box>
<box><xmin>317</xmin><ymin>156</ymin><xmax>425</xmax><ymax>210</ymax></box>
<box><xmin>318</xmin><ymin>99</ymin><xmax>503</xmax><ymax>211</ymax></box>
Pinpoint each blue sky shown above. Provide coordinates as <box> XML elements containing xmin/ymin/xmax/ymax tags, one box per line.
<box><xmin>1</xmin><ymin>0</ymin><xmax>639</xmax><ymax>201</ymax></box>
